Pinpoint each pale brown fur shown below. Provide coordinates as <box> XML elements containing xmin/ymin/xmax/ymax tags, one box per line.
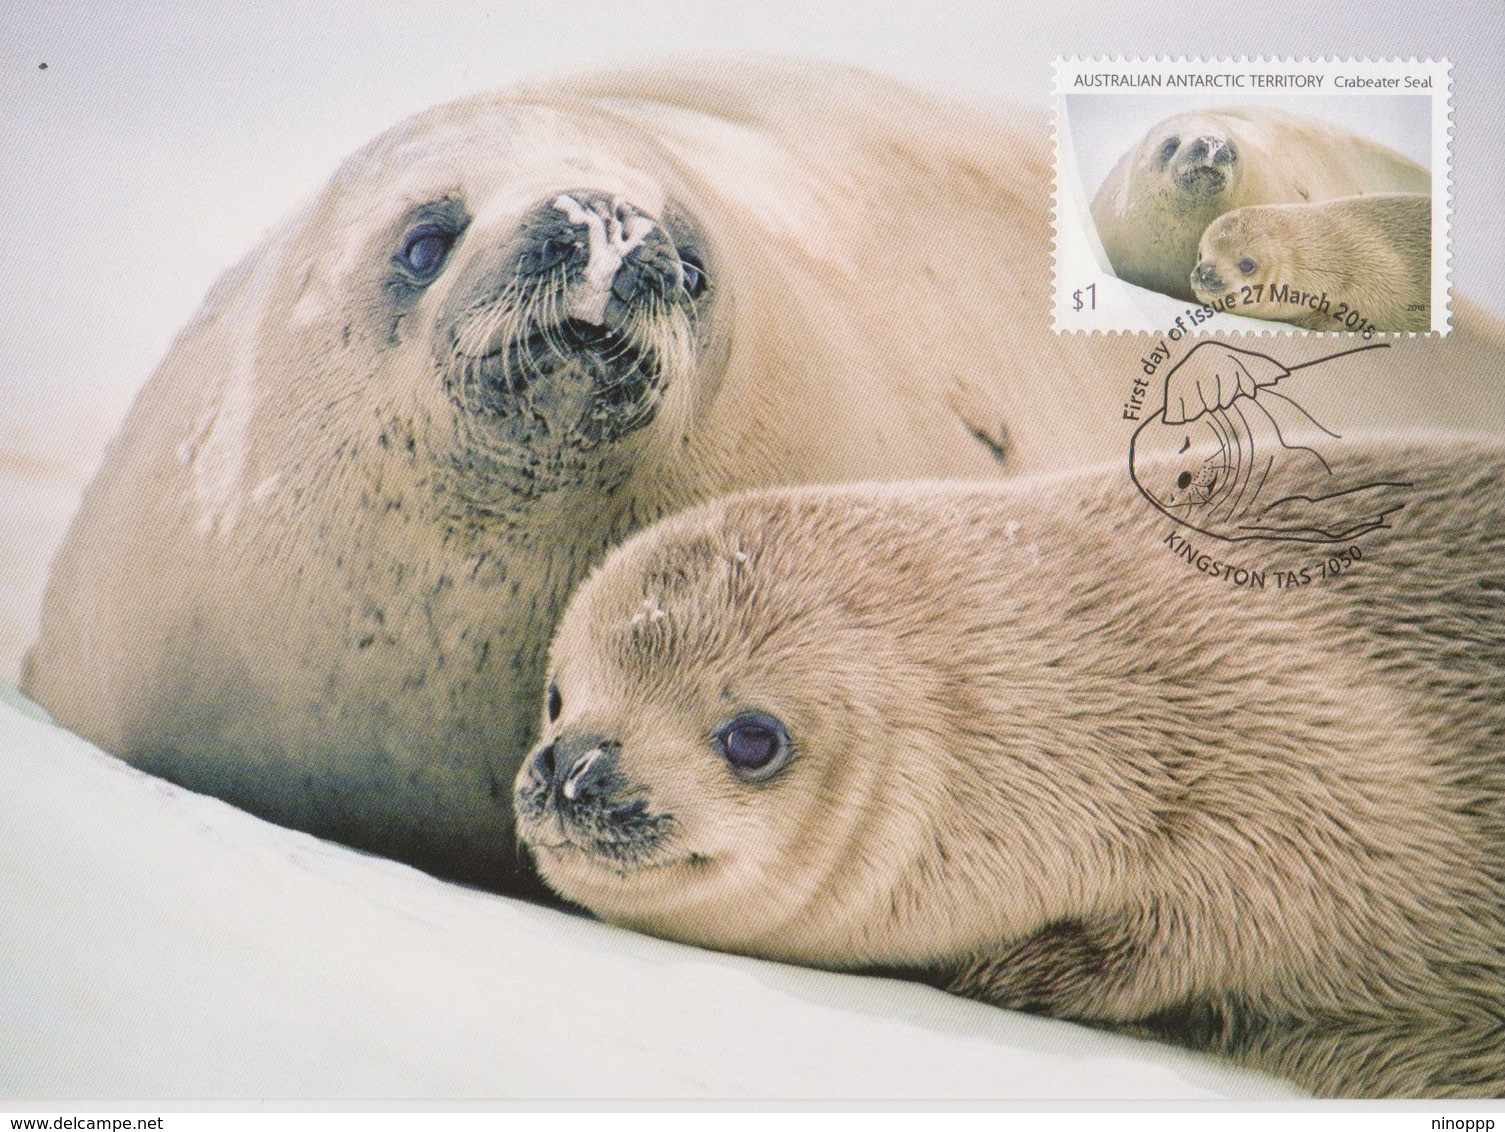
<box><xmin>1193</xmin><ymin>194</ymin><xmax>1431</xmax><ymax>332</ymax></box>
<box><xmin>1091</xmin><ymin>107</ymin><xmax>1429</xmax><ymax>301</ymax></box>
<box><xmin>21</xmin><ymin>63</ymin><xmax>1505</xmax><ymax>894</ymax></box>
<box><xmin>525</xmin><ymin>437</ymin><xmax>1505</xmax><ymax>1097</ymax></box>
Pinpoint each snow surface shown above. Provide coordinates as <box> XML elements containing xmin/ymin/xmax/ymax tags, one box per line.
<box><xmin>0</xmin><ymin>684</ymin><xmax>1295</xmax><ymax>1100</ymax></box>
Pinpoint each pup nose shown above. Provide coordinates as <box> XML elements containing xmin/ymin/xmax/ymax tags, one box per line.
<box><xmin>527</xmin><ymin>731</ymin><xmax>620</xmax><ymax>804</ymax></box>
<box><xmin>1192</xmin><ymin>261</ymin><xmax>1224</xmax><ymax>293</ymax></box>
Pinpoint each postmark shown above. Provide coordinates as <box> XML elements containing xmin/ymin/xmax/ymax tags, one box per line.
<box><xmin>1054</xmin><ymin>58</ymin><xmax>1451</xmax><ymax>335</ymax></box>
<box><xmin>1125</xmin><ymin>339</ymin><xmax>1415</xmax><ymax>590</ymax></box>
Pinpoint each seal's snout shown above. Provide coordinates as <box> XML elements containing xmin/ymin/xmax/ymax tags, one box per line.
<box><xmin>1185</xmin><ymin>135</ymin><xmax>1237</xmax><ymax>168</ymax></box>
<box><xmin>1191</xmin><ymin>261</ymin><xmax>1224</xmax><ymax>294</ymax></box>
<box><xmin>516</xmin><ymin>727</ymin><xmax>676</xmax><ymax>867</ymax></box>
<box><xmin>527</xmin><ymin>731</ymin><xmax>622</xmax><ymax>806</ymax></box>
<box><xmin>1172</xmin><ymin>136</ymin><xmax>1237</xmax><ymax>202</ymax></box>
<box><xmin>442</xmin><ymin>187</ymin><xmax>703</xmax><ymax>458</ymax></box>
<box><xmin>524</xmin><ymin>189</ymin><xmax>683</xmax><ymax>328</ymax></box>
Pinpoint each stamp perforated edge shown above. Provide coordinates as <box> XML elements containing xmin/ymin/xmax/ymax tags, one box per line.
<box><xmin>1050</xmin><ymin>57</ymin><xmax>1453</xmax><ymax>338</ymax></box>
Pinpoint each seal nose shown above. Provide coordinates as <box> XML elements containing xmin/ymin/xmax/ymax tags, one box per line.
<box><xmin>1186</xmin><ymin>135</ymin><xmax>1237</xmax><ymax>167</ymax></box>
<box><xmin>501</xmin><ymin>190</ymin><xmax>687</xmax><ymax>330</ymax></box>
<box><xmin>527</xmin><ymin>731</ymin><xmax>621</xmax><ymax>805</ymax></box>
<box><xmin>509</xmin><ymin>189</ymin><xmax>678</xmax><ymax>328</ymax></box>
<box><xmin>1192</xmin><ymin>261</ymin><xmax>1224</xmax><ymax>294</ymax></box>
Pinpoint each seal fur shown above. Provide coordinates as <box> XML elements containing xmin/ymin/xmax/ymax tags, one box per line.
<box><xmin>1192</xmin><ymin>193</ymin><xmax>1431</xmax><ymax>332</ymax></box>
<box><xmin>1090</xmin><ymin>107</ymin><xmax>1429</xmax><ymax>301</ymax></box>
<box><xmin>520</xmin><ymin>439</ymin><xmax>1505</xmax><ymax>1097</ymax></box>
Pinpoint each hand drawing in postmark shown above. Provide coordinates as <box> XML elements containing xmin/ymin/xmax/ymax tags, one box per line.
<box><xmin>1129</xmin><ymin>341</ymin><xmax>1412</xmax><ymax>543</ymax></box>
<box><xmin>1054</xmin><ymin>58</ymin><xmax>1450</xmax><ymax>335</ymax></box>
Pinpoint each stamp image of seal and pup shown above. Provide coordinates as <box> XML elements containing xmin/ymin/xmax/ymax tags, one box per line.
<box><xmin>519</xmin><ymin>437</ymin><xmax>1505</xmax><ymax>1099</ymax></box>
<box><xmin>1090</xmin><ymin>106</ymin><xmax>1432</xmax><ymax>330</ymax></box>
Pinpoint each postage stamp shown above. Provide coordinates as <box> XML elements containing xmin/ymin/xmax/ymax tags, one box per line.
<box><xmin>1053</xmin><ymin>58</ymin><xmax>1451</xmax><ymax>336</ymax></box>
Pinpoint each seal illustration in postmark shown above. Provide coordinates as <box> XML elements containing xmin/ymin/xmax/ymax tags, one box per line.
<box><xmin>1129</xmin><ymin>341</ymin><xmax>1412</xmax><ymax>543</ymax></box>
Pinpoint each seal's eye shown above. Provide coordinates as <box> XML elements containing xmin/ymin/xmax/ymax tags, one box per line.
<box><xmin>546</xmin><ymin>682</ymin><xmax>562</xmax><ymax>723</ymax></box>
<box><xmin>1237</xmin><ymin>257</ymin><xmax>1257</xmax><ymax>275</ymax></box>
<box><xmin>677</xmin><ymin>247</ymin><xmax>708</xmax><ymax>298</ymax></box>
<box><xmin>713</xmin><ymin>711</ymin><xmax>790</xmax><ymax>781</ymax></box>
<box><xmin>399</xmin><ymin>223</ymin><xmax>455</xmax><ymax>281</ymax></box>
<box><xmin>1160</xmin><ymin>137</ymin><xmax>1180</xmax><ymax>162</ymax></box>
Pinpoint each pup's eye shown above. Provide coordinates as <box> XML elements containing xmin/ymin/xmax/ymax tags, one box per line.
<box><xmin>399</xmin><ymin>223</ymin><xmax>456</xmax><ymax>281</ymax></box>
<box><xmin>712</xmin><ymin>711</ymin><xmax>790</xmax><ymax>780</ymax></box>
<box><xmin>1237</xmin><ymin>257</ymin><xmax>1257</xmax><ymax>274</ymax></box>
<box><xmin>546</xmin><ymin>682</ymin><xmax>562</xmax><ymax>723</ymax></box>
<box><xmin>1160</xmin><ymin>137</ymin><xmax>1180</xmax><ymax>162</ymax></box>
<box><xmin>677</xmin><ymin>247</ymin><xmax>708</xmax><ymax>297</ymax></box>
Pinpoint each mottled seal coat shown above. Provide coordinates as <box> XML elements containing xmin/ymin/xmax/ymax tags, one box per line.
<box><xmin>1192</xmin><ymin>193</ymin><xmax>1432</xmax><ymax>332</ymax></box>
<box><xmin>22</xmin><ymin>61</ymin><xmax>1505</xmax><ymax>892</ymax></box>
<box><xmin>1090</xmin><ymin>107</ymin><xmax>1429</xmax><ymax>301</ymax></box>
<box><xmin>519</xmin><ymin>439</ymin><xmax>1505</xmax><ymax>1097</ymax></box>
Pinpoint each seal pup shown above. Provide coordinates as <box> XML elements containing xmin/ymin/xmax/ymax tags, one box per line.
<box><xmin>23</xmin><ymin>62</ymin><xmax>1505</xmax><ymax>893</ymax></box>
<box><xmin>1090</xmin><ymin>107</ymin><xmax>1429</xmax><ymax>301</ymax></box>
<box><xmin>1192</xmin><ymin>194</ymin><xmax>1432</xmax><ymax>332</ymax></box>
<box><xmin>518</xmin><ymin>441</ymin><xmax>1505</xmax><ymax>1097</ymax></box>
